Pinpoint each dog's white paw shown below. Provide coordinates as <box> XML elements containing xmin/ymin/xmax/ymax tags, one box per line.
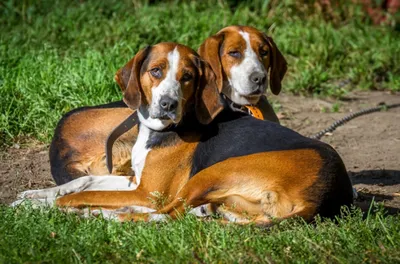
<box><xmin>17</xmin><ymin>190</ymin><xmax>36</xmax><ymax>199</ymax></box>
<box><xmin>17</xmin><ymin>189</ymin><xmax>57</xmax><ymax>199</ymax></box>
<box><xmin>10</xmin><ymin>198</ymin><xmax>55</xmax><ymax>208</ymax></box>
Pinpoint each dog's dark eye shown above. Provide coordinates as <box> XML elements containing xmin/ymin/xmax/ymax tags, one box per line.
<box><xmin>150</xmin><ymin>68</ymin><xmax>162</xmax><ymax>78</ymax></box>
<box><xmin>228</xmin><ymin>51</ymin><xmax>241</xmax><ymax>58</ymax></box>
<box><xmin>181</xmin><ymin>73</ymin><xmax>193</xmax><ymax>82</ymax></box>
<box><xmin>260</xmin><ymin>49</ymin><xmax>269</xmax><ymax>57</ymax></box>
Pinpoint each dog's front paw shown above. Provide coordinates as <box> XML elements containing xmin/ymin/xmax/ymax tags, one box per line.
<box><xmin>10</xmin><ymin>197</ymin><xmax>56</xmax><ymax>208</ymax></box>
<box><xmin>17</xmin><ymin>189</ymin><xmax>56</xmax><ymax>199</ymax></box>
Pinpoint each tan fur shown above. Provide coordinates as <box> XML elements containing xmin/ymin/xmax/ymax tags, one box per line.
<box><xmin>56</xmin><ymin>135</ymin><xmax>200</xmax><ymax>208</ymax></box>
<box><xmin>58</xmin><ymin>107</ymin><xmax>137</xmax><ymax>178</ymax></box>
<box><xmin>156</xmin><ymin>150</ymin><xmax>321</xmax><ymax>221</ymax></box>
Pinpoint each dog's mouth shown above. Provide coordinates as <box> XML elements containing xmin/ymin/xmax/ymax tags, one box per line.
<box><xmin>166</xmin><ymin>112</ymin><xmax>179</xmax><ymax>123</ymax></box>
<box><xmin>241</xmin><ymin>92</ymin><xmax>263</xmax><ymax>104</ymax></box>
<box><xmin>223</xmin><ymin>83</ymin><xmax>265</xmax><ymax>106</ymax></box>
<box><xmin>236</xmin><ymin>85</ymin><xmax>265</xmax><ymax>99</ymax></box>
<box><xmin>152</xmin><ymin>111</ymin><xmax>180</xmax><ymax>124</ymax></box>
<box><xmin>249</xmin><ymin>88</ymin><xmax>264</xmax><ymax>96</ymax></box>
<box><xmin>158</xmin><ymin>115</ymin><xmax>170</xmax><ymax>121</ymax></box>
<box><xmin>243</xmin><ymin>92</ymin><xmax>262</xmax><ymax>99</ymax></box>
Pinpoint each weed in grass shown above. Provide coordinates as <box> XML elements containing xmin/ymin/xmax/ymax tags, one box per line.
<box><xmin>331</xmin><ymin>102</ymin><xmax>341</xmax><ymax>113</ymax></box>
<box><xmin>148</xmin><ymin>191</ymin><xmax>171</xmax><ymax>210</ymax></box>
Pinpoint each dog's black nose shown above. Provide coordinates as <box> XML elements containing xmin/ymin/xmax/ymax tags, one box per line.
<box><xmin>160</xmin><ymin>96</ymin><xmax>178</xmax><ymax>112</ymax></box>
<box><xmin>250</xmin><ymin>72</ymin><xmax>266</xmax><ymax>85</ymax></box>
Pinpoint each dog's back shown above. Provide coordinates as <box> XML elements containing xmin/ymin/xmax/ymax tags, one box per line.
<box><xmin>50</xmin><ymin>101</ymin><xmax>135</xmax><ymax>185</ymax></box>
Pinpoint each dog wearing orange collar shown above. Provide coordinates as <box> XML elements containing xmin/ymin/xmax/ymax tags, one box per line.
<box><xmin>46</xmin><ymin>26</ymin><xmax>287</xmax><ymax>187</ymax></box>
<box><xmin>15</xmin><ymin>42</ymin><xmax>353</xmax><ymax>225</ymax></box>
<box><xmin>199</xmin><ymin>25</ymin><xmax>287</xmax><ymax>122</ymax></box>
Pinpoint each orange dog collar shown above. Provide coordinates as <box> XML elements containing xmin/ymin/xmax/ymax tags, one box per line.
<box><xmin>245</xmin><ymin>106</ymin><xmax>264</xmax><ymax>120</ymax></box>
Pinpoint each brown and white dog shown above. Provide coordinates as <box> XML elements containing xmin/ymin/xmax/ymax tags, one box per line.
<box><xmin>199</xmin><ymin>25</ymin><xmax>287</xmax><ymax>121</ymax></box>
<box><xmin>46</xmin><ymin>25</ymin><xmax>287</xmax><ymax>188</ymax></box>
<box><xmin>14</xmin><ymin>43</ymin><xmax>353</xmax><ymax>225</ymax></box>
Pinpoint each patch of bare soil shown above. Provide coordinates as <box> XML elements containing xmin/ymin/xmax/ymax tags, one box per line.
<box><xmin>0</xmin><ymin>91</ymin><xmax>399</xmax><ymax>213</ymax></box>
<box><xmin>0</xmin><ymin>145</ymin><xmax>55</xmax><ymax>204</ymax></box>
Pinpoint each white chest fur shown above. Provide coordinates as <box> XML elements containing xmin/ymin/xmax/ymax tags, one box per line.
<box><xmin>131</xmin><ymin>124</ymin><xmax>151</xmax><ymax>186</ymax></box>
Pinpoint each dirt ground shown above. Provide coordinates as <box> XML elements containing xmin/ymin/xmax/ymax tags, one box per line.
<box><xmin>1</xmin><ymin>91</ymin><xmax>399</xmax><ymax>214</ymax></box>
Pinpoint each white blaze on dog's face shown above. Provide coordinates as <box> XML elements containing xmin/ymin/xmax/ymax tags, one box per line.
<box><xmin>198</xmin><ymin>25</ymin><xmax>287</xmax><ymax>106</ymax></box>
<box><xmin>116</xmin><ymin>43</ymin><xmax>201</xmax><ymax>131</ymax></box>
<box><xmin>226</xmin><ymin>31</ymin><xmax>269</xmax><ymax>105</ymax></box>
<box><xmin>139</xmin><ymin>47</ymin><xmax>183</xmax><ymax>130</ymax></box>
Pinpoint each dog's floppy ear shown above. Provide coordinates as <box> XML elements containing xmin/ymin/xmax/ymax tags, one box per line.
<box><xmin>198</xmin><ymin>34</ymin><xmax>224</xmax><ymax>92</ymax></box>
<box><xmin>264</xmin><ymin>35</ymin><xmax>287</xmax><ymax>95</ymax></box>
<box><xmin>114</xmin><ymin>46</ymin><xmax>151</xmax><ymax>109</ymax></box>
<box><xmin>195</xmin><ymin>59</ymin><xmax>224</xmax><ymax>125</ymax></box>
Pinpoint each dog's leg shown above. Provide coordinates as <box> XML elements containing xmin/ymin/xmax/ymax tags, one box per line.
<box><xmin>154</xmin><ymin>162</ymin><xmax>316</xmax><ymax>224</ymax></box>
<box><xmin>12</xmin><ymin>176</ymin><xmax>137</xmax><ymax>207</ymax></box>
<box><xmin>55</xmin><ymin>188</ymin><xmax>153</xmax><ymax>209</ymax></box>
<box><xmin>69</xmin><ymin>205</ymin><xmax>157</xmax><ymax>220</ymax></box>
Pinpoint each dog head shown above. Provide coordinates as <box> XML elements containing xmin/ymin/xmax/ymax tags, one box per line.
<box><xmin>115</xmin><ymin>43</ymin><xmax>223</xmax><ymax>131</ymax></box>
<box><xmin>199</xmin><ymin>25</ymin><xmax>287</xmax><ymax>105</ymax></box>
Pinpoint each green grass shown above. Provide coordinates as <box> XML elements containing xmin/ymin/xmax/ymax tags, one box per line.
<box><xmin>1</xmin><ymin>204</ymin><xmax>399</xmax><ymax>263</ymax></box>
<box><xmin>1</xmin><ymin>0</ymin><xmax>400</xmax><ymax>145</ymax></box>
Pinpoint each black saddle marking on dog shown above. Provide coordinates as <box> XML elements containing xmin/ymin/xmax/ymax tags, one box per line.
<box><xmin>189</xmin><ymin>109</ymin><xmax>325</xmax><ymax>177</ymax></box>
